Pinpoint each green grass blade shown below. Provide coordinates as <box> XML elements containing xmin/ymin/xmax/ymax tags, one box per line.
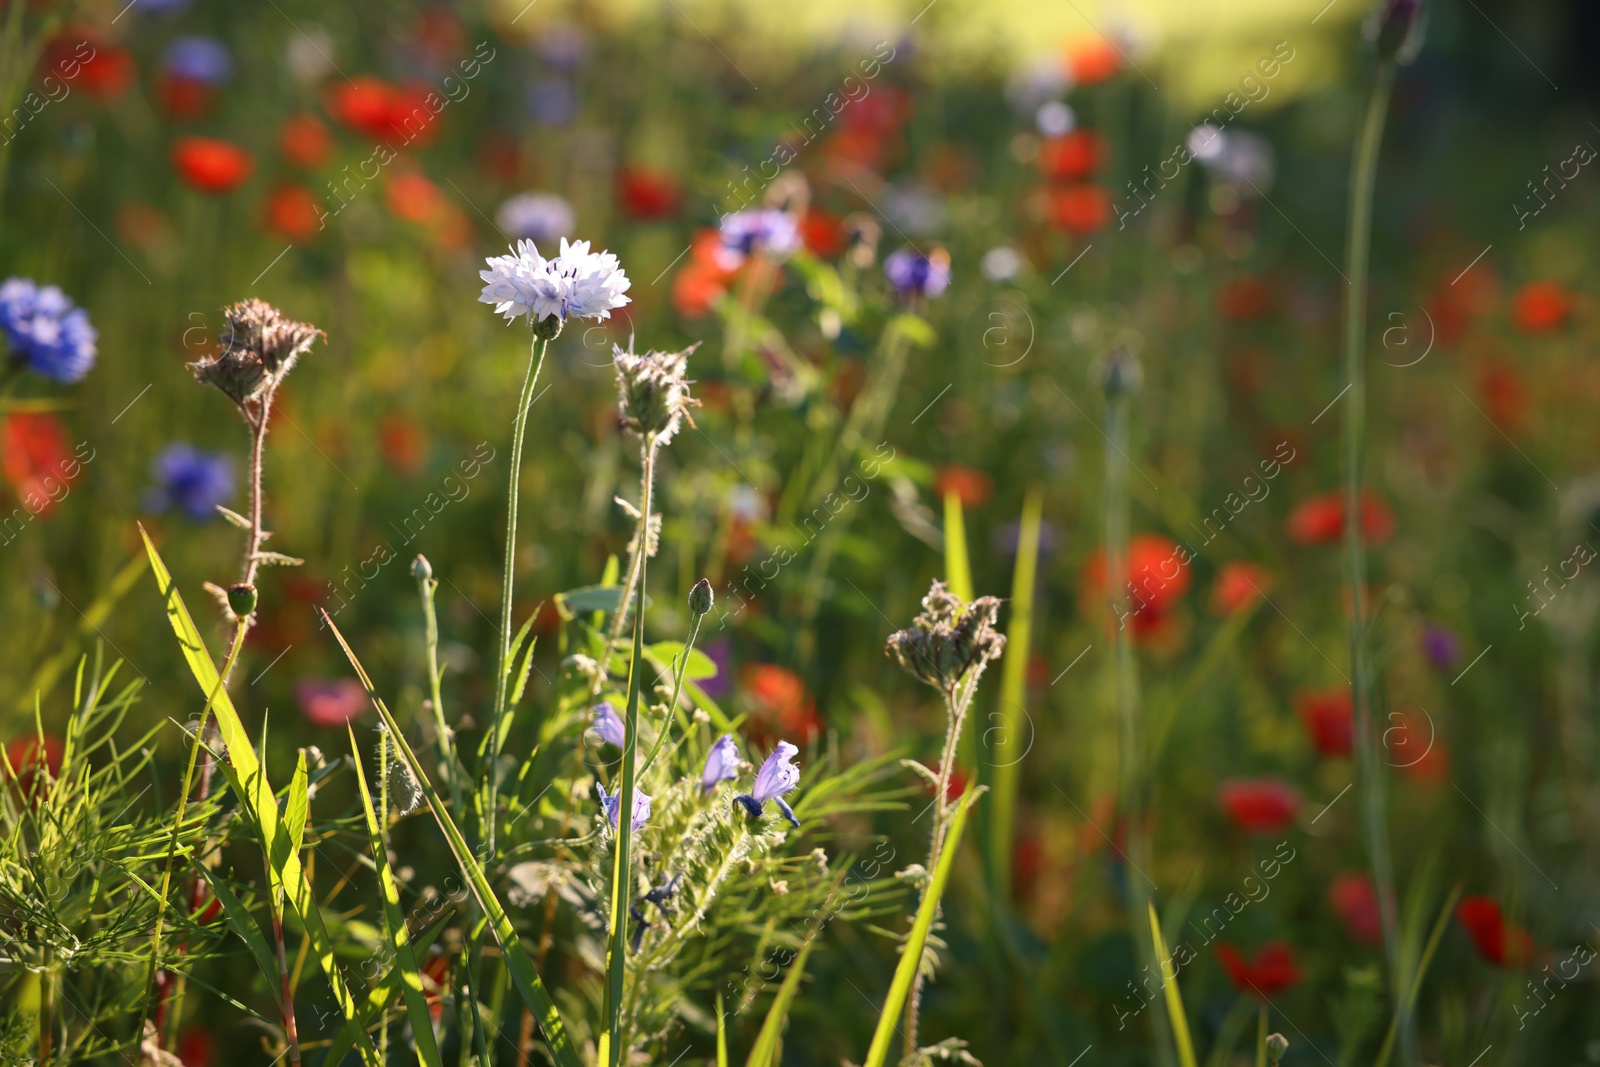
<box><xmin>190</xmin><ymin>863</ymin><xmax>284</xmax><ymax>1014</ymax></box>
<box><xmin>942</xmin><ymin>490</ymin><xmax>973</xmax><ymax>602</ymax></box>
<box><xmin>320</xmin><ymin>609</ymin><xmax>582</xmax><ymax>1067</ymax></box>
<box><xmin>1147</xmin><ymin>902</ymin><xmax>1199</xmax><ymax>1067</ymax></box>
<box><xmin>140</xmin><ymin>526</ymin><xmax>382</xmax><ymax>1067</ymax></box>
<box><xmin>987</xmin><ymin>487</ymin><xmax>1041</xmax><ymax>894</ymax></box>
<box><xmin>716</xmin><ymin>991</ymin><xmax>729</xmax><ymax>1067</ymax></box>
<box><xmin>347</xmin><ymin>726</ymin><xmax>444</xmax><ymax>1067</ymax></box>
<box><xmin>745</xmin><ymin>938</ymin><xmax>815</xmax><ymax>1067</ymax></box>
<box><xmin>319</xmin><ymin>916</ymin><xmax>451</xmax><ymax>1067</ymax></box>
<box><xmin>862</xmin><ymin>787</ymin><xmax>982</xmax><ymax>1067</ymax></box>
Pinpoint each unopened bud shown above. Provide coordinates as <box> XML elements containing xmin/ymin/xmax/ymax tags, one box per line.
<box><xmin>688</xmin><ymin>578</ymin><xmax>714</xmax><ymax>616</ymax></box>
<box><xmin>411</xmin><ymin>554</ymin><xmax>433</xmax><ymax>583</ymax></box>
<box><xmin>228</xmin><ymin>583</ymin><xmax>258</xmax><ymax>620</ymax></box>
<box><xmin>1364</xmin><ymin>0</ymin><xmax>1427</xmax><ymax>65</ymax></box>
<box><xmin>1098</xmin><ymin>346</ymin><xmax>1143</xmax><ymax>399</ymax></box>
<box><xmin>1265</xmin><ymin>1033</ymin><xmax>1289</xmax><ymax>1065</ymax></box>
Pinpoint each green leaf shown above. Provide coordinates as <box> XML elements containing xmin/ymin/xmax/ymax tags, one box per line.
<box><xmin>861</xmin><ymin>787</ymin><xmax>982</xmax><ymax>1067</ymax></box>
<box><xmin>885</xmin><ymin>312</ymin><xmax>936</xmax><ymax>349</ymax></box>
<box><xmin>942</xmin><ymin>490</ymin><xmax>973</xmax><ymax>602</ymax></box>
<box><xmin>1148</xmin><ymin>902</ymin><xmax>1199</xmax><ymax>1067</ymax></box>
<box><xmin>648</xmin><ymin>641</ymin><xmax>718</xmax><ymax>681</ymax></box>
<box><xmin>348</xmin><ymin>725</ymin><xmax>444</xmax><ymax>1067</ymax></box>
<box><xmin>320</xmin><ymin>915</ymin><xmax>451</xmax><ymax>1067</ymax></box>
<box><xmin>285</xmin><ymin>750</ymin><xmax>309</xmax><ymax>857</ymax></box>
<box><xmin>140</xmin><ymin>527</ymin><xmax>383</xmax><ymax>1067</ymax></box>
<box><xmin>987</xmin><ymin>488</ymin><xmax>1042</xmax><ymax>893</ymax></box>
<box><xmin>320</xmin><ymin>610</ymin><xmax>582</xmax><ymax>1067</ymax></box>
<box><xmin>557</xmin><ymin>584</ymin><xmax>649</xmax><ymax>615</ymax></box>
<box><xmin>716</xmin><ymin>992</ymin><xmax>729</xmax><ymax>1067</ymax></box>
<box><xmin>188</xmin><ymin>863</ymin><xmax>283</xmax><ymax>1014</ymax></box>
<box><xmin>216</xmin><ymin>505</ymin><xmax>252</xmax><ymax>529</ymax></box>
<box><xmin>253</xmin><ymin>551</ymin><xmax>305</xmax><ymax>567</ymax></box>
<box><xmin>745</xmin><ymin>938</ymin><xmax>815</xmax><ymax>1067</ymax></box>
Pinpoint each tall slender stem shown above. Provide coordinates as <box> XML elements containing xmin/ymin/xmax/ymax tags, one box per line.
<box><xmin>1342</xmin><ymin>57</ymin><xmax>1414</xmax><ymax>1067</ymax></box>
<box><xmin>487</xmin><ymin>333</ymin><xmax>551</xmax><ymax>852</ymax></box>
<box><xmin>603</xmin><ymin>441</ymin><xmax>656</xmax><ymax>1067</ymax></box>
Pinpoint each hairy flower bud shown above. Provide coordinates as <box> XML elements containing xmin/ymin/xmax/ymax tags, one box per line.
<box><xmin>613</xmin><ymin>342</ymin><xmax>700</xmax><ymax>444</ymax></box>
<box><xmin>885</xmin><ymin>579</ymin><xmax>1006</xmax><ymax>693</ymax></box>
<box><xmin>411</xmin><ymin>554</ymin><xmax>434</xmax><ymax>583</ymax></box>
<box><xmin>1264</xmin><ymin>1033</ymin><xmax>1289</xmax><ymax>1065</ymax></box>
<box><xmin>688</xmin><ymin>578</ymin><xmax>714</xmax><ymax>616</ymax></box>
<box><xmin>187</xmin><ymin>299</ymin><xmax>323</xmax><ymax>409</ymax></box>
<box><xmin>227</xmin><ymin>582</ymin><xmax>257</xmax><ymax>620</ymax></box>
<box><xmin>1364</xmin><ymin>0</ymin><xmax>1427</xmax><ymax>65</ymax></box>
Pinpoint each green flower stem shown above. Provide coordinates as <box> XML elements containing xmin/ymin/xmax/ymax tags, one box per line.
<box><xmin>602</xmin><ymin>439</ymin><xmax>657</xmax><ymax>1067</ymax></box>
<box><xmin>636</xmin><ymin>608</ymin><xmax>705</xmax><ymax>780</ymax></box>
<box><xmin>487</xmin><ymin>331</ymin><xmax>552</xmax><ymax>853</ymax></box>
<box><xmin>1106</xmin><ymin>388</ymin><xmax>1175</xmax><ymax>1067</ymax></box>
<box><xmin>1341</xmin><ymin>56</ymin><xmax>1414</xmax><ymax>1067</ymax></box>
<box><xmin>417</xmin><ymin>567</ymin><xmax>463</xmax><ymax>816</ymax></box>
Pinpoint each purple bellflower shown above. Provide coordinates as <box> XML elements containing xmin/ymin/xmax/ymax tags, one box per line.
<box><xmin>734</xmin><ymin>740</ymin><xmax>801</xmax><ymax>828</ymax></box>
<box><xmin>701</xmin><ymin>733</ymin><xmax>740</xmax><ymax>793</ymax></box>
<box><xmin>591</xmin><ymin>701</ymin><xmax>626</xmax><ymax>747</ymax></box>
<box><xmin>598</xmin><ymin>781</ymin><xmax>652</xmax><ymax>830</ymax></box>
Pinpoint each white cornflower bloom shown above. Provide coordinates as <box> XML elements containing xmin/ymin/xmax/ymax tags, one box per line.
<box><xmin>478</xmin><ymin>237</ymin><xmax>630</xmax><ymax>326</ymax></box>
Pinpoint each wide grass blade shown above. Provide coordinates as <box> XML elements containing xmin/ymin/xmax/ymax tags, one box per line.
<box><xmin>1147</xmin><ymin>902</ymin><xmax>1199</xmax><ymax>1067</ymax></box>
<box><xmin>744</xmin><ymin>937</ymin><xmax>815</xmax><ymax>1067</ymax></box>
<box><xmin>861</xmin><ymin>787</ymin><xmax>982</xmax><ymax>1067</ymax></box>
<box><xmin>348</xmin><ymin>725</ymin><xmax>444</xmax><ymax>1067</ymax></box>
<box><xmin>319</xmin><ymin>916</ymin><xmax>450</xmax><ymax>1067</ymax></box>
<box><xmin>987</xmin><ymin>487</ymin><xmax>1041</xmax><ymax>894</ymax></box>
<box><xmin>319</xmin><ymin>609</ymin><xmax>582</xmax><ymax>1067</ymax></box>
<box><xmin>942</xmin><ymin>490</ymin><xmax>974</xmax><ymax>602</ymax></box>
<box><xmin>716</xmin><ymin>991</ymin><xmax>729</xmax><ymax>1067</ymax></box>
<box><xmin>140</xmin><ymin>527</ymin><xmax>382</xmax><ymax>1067</ymax></box>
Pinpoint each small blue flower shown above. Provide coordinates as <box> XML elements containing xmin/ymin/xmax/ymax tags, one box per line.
<box><xmin>598</xmin><ymin>781</ymin><xmax>652</xmax><ymax>830</ymax></box>
<box><xmin>718</xmin><ymin>209</ymin><xmax>800</xmax><ymax>258</ymax></box>
<box><xmin>0</xmin><ymin>278</ymin><xmax>98</xmax><ymax>384</ymax></box>
<box><xmin>591</xmin><ymin>701</ymin><xmax>626</xmax><ymax>748</ymax></box>
<box><xmin>133</xmin><ymin>0</ymin><xmax>193</xmax><ymax>14</ymax></box>
<box><xmin>145</xmin><ymin>444</ymin><xmax>233</xmax><ymax>522</ymax></box>
<box><xmin>882</xmin><ymin>247</ymin><xmax>951</xmax><ymax>300</ymax></box>
<box><xmin>165</xmin><ymin>36</ymin><xmax>233</xmax><ymax>85</ymax></box>
<box><xmin>526</xmin><ymin>79</ymin><xmax>577</xmax><ymax>126</ymax></box>
<box><xmin>734</xmin><ymin>740</ymin><xmax>800</xmax><ymax>828</ymax></box>
<box><xmin>701</xmin><ymin>734</ymin><xmax>740</xmax><ymax>794</ymax></box>
<box><xmin>496</xmin><ymin>193</ymin><xmax>576</xmax><ymax>245</ymax></box>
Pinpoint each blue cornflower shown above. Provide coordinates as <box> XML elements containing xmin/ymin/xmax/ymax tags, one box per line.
<box><xmin>495</xmin><ymin>193</ymin><xmax>576</xmax><ymax>246</ymax></box>
<box><xmin>882</xmin><ymin>247</ymin><xmax>951</xmax><ymax>300</ymax></box>
<box><xmin>598</xmin><ymin>781</ymin><xmax>652</xmax><ymax>830</ymax></box>
<box><xmin>526</xmin><ymin>79</ymin><xmax>577</xmax><ymax>125</ymax></box>
<box><xmin>164</xmin><ymin>36</ymin><xmax>233</xmax><ymax>85</ymax></box>
<box><xmin>718</xmin><ymin>209</ymin><xmax>800</xmax><ymax>258</ymax></box>
<box><xmin>734</xmin><ymin>741</ymin><xmax>801</xmax><ymax>828</ymax></box>
<box><xmin>478</xmin><ymin>238</ymin><xmax>631</xmax><ymax>326</ymax></box>
<box><xmin>145</xmin><ymin>444</ymin><xmax>233</xmax><ymax>522</ymax></box>
<box><xmin>591</xmin><ymin>701</ymin><xmax>626</xmax><ymax>747</ymax></box>
<box><xmin>701</xmin><ymin>734</ymin><xmax>740</xmax><ymax>794</ymax></box>
<box><xmin>133</xmin><ymin>0</ymin><xmax>192</xmax><ymax>14</ymax></box>
<box><xmin>0</xmin><ymin>279</ymin><xmax>97</xmax><ymax>384</ymax></box>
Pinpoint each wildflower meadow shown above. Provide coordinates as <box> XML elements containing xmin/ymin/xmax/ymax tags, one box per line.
<box><xmin>1</xmin><ymin>0</ymin><xmax>1596</xmax><ymax>1065</ymax></box>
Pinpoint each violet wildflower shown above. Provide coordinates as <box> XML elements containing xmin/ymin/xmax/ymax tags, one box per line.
<box><xmin>718</xmin><ymin>208</ymin><xmax>800</xmax><ymax>258</ymax></box>
<box><xmin>882</xmin><ymin>247</ymin><xmax>951</xmax><ymax>300</ymax></box>
<box><xmin>495</xmin><ymin>193</ymin><xmax>576</xmax><ymax>245</ymax></box>
<box><xmin>598</xmin><ymin>781</ymin><xmax>652</xmax><ymax>830</ymax></box>
<box><xmin>478</xmin><ymin>237</ymin><xmax>631</xmax><ymax>331</ymax></box>
<box><xmin>591</xmin><ymin>701</ymin><xmax>626</xmax><ymax>747</ymax></box>
<box><xmin>1421</xmin><ymin>624</ymin><xmax>1460</xmax><ymax>669</ymax></box>
<box><xmin>701</xmin><ymin>734</ymin><xmax>740</xmax><ymax>793</ymax></box>
<box><xmin>526</xmin><ymin>79</ymin><xmax>577</xmax><ymax>125</ymax></box>
<box><xmin>734</xmin><ymin>740</ymin><xmax>801</xmax><ymax>828</ymax></box>
<box><xmin>0</xmin><ymin>279</ymin><xmax>98</xmax><ymax>384</ymax></box>
<box><xmin>145</xmin><ymin>444</ymin><xmax>233</xmax><ymax>522</ymax></box>
<box><xmin>164</xmin><ymin>36</ymin><xmax>233</xmax><ymax>84</ymax></box>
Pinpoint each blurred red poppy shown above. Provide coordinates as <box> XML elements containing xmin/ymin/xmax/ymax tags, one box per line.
<box><xmin>44</xmin><ymin>33</ymin><xmax>133</xmax><ymax>101</ymax></box>
<box><xmin>1386</xmin><ymin>709</ymin><xmax>1449</xmax><ymax>784</ymax></box>
<box><xmin>1218</xmin><ymin>276</ymin><xmax>1271</xmax><ymax>321</ymax></box>
<box><xmin>1080</xmin><ymin>534</ymin><xmax>1192</xmax><ymax>640</ymax></box>
<box><xmin>328</xmin><ymin>77</ymin><xmax>437</xmax><ymax>146</ymax></box>
<box><xmin>3</xmin><ymin>412</ymin><xmax>79</xmax><ymax>516</ymax></box>
<box><xmin>1218</xmin><ymin>777</ymin><xmax>1299</xmax><ymax>833</ymax></box>
<box><xmin>741</xmin><ymin>664</ymin><xmax>820</xmax><ymax>742</ymax></box>
<box><xmin>928</xmin><ymin>762</ymin><xmax>968</xmax><ymax>801</ymax></box>
<box><xmin>158</xmin><ymin>74</ymin><xmax>214</xmax><ymax>120</ymax></box>
<box><xmin>1510</xmin><ymin>280</ymin><xmax>1572</xmax><ymax>334</ymax></box>
<box><xmin>1214</xmin><ymin>941</ymin><xmax>1300</xmax><ymax>998</ymax></box>
<box><xmin>935</xmin><ymin>465</ymin><xmax>992</xmax><ymax>508</ymax></box>
<box><xmin>1038</xmin><ymin>130</ymin><xmax>1105</xmax><ymax>181</ymax></box>
<box><xmin>841</xmin><ymin>86</ymin><xmax>910</xmax><ymax>134</ymax></box>
<box><xmin>1012</xmin><ymin>833</ymin><xmax>1043</xmax><ymax>902</ymax></box>
<box><xmin>800</xmin><ymin>209</ymin><xmax>847</xmax><ymax>258</ymax></box>
<box><xmin>4</xmin><ymin>734</ymin><xmax>64</xmax><ymax>797</ymax></box>
<box><xmin>172</xmin><ymin>137</ymin><xmax>252</xmax><ymax>195</ymax></box>
<box><xmin>1210</xmin><ymin>560</ymin><xmax>1269</xmax><ymax>615</ymax></box>
<box><xmin>386</xmin><ymin>171</ymin><xmax>447</xmax><ymax>223</ymax></box>
<box><xmin>617</xmin><ymin>166</ymin><xmax>680</xmax><ymax>220</ymax></box>
<box><xmin>281</xmin><ymin>113</ymin><xmax>332</xmax><ymax>169</ymax></box>
<box><xmin>1066</xmin><ymin>38</ymin><xmax>1120</xmax><ymax>85</ymax></box>
<box><xmin>379</xmin><ymin>414</ymin><xmax>426</xmax><ymax>475</ymax></box>
<box><xmin>1476</xmin><ymin>361</ymin><xmax>1526</xmax><ymax>434</ymax></box>
<box><xmin>177</xmin><ymin>1029</ymin><xmax>214</xmax><ymax>1067</ymax></box>
<box><xmin>264</xmin><ymin>185</ymin><xmax>322</xmax><ymax>244</ymax></box>
<box><xmin>1286</xmin><ymin>490</ymin><xmax>1393</xmax><ymax>545</ymax></box>
<box><xmin>1328</xmin><ymin>872</ymin><xmax>1382</xmax><ymax>944</ymax></box>
<box><xmin>824</xmin><ymin>127</ymin><xmax>893</xmax><ymax>172</ymax></box>
<box><xmin>1297</xmin><ymin>686</ymin><xmax>1352</xmax><ymax>757</ymax></box>
<box><xmin>1044</xmin><ymin>184</ymin><xmax>1111</xmax><ymax>235</ymax></box>
<box><xmin>295</xmin><ymin>677</ymin><xmax>368</xmax><ymax>727</ymax></box>
<box><xmin>1457</xmin><ymin>895</ymin><xmax>1535</xmax><ymax>966</ymax></box>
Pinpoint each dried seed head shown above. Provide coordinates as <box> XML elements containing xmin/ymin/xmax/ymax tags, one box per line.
<box><xmin>884</xmin><ymin>579</ymin><xmax>1006</xmax><ymax>693</ymax></box>
<box><xmin>613</xmin><ymin>342</ymin><xmax>699</xmax><ymax>444</ymax></box>
<box><xmin>188</xmin><ymin>299</ymin><xmax>324</xmax><ymax>408</ymax></box>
